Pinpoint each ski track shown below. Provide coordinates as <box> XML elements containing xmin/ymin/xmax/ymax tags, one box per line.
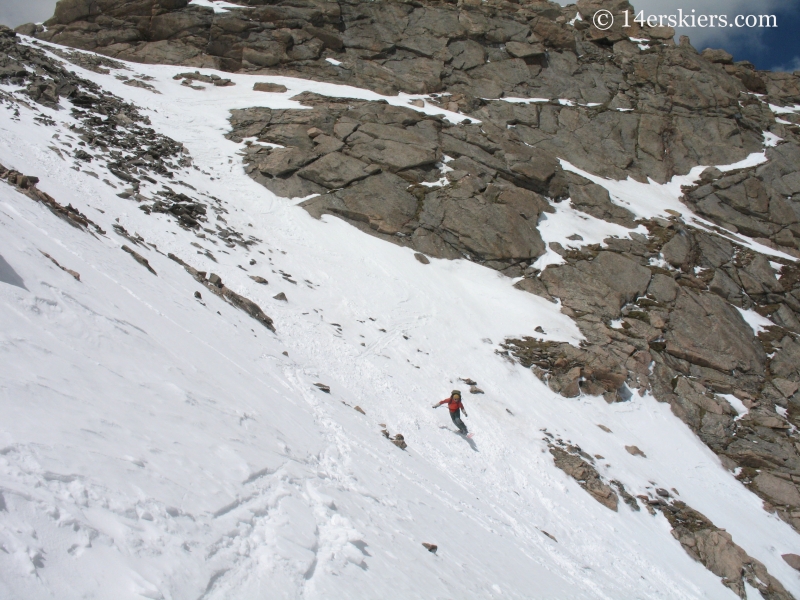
<box><xmin>0</xmin><ymin>39</ymin><xmax>797</xmax><ymax>599</ymax></box>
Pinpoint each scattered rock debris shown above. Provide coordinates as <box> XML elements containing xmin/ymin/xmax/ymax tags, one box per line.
<box><xmin>39</xmin><ymin>251</ymin><xmax>80</xmax><ymax>281</ymax></box>
<box><xmin>122</xmin><ymin>245</ymin><xmax>157</xmax><ymax>275</ymax></box>
<box><xmin>168</xmin><ymin>253</ymin><xmax>275</xmax><ymax>332</ymax></box>
<box><xmin>546</xmin><ymin>438</ymin><xmax>618</xmax><ymax>512</ymax></box>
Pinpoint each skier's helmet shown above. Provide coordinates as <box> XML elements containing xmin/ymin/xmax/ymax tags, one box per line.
<box><xmin>451</xmin><ymin>390</ymin><xmax>461</xmax><ymax>397</ymax></box>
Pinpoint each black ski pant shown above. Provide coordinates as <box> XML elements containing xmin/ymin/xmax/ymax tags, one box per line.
<box><xmin>450</xmin><ymin>409</ymin><xmax>468</xmax><ymax>434</ymax></box>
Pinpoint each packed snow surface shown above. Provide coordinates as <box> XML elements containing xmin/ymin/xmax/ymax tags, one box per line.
<box><xmin>188</xmin><ymin>0</ymin><xmax>245</xmax><ymax>13</ymax></box>
<box><xmin>0</xmin><ymin>40</ymin><xmax>798</xmax><ymax>599</ymax></box>
<box><xmin>736</xmin><ymin>307</ymin><xmax>776</xmax><ymax>335</ymax></box>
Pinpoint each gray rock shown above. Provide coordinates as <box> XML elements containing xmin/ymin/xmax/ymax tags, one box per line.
<box><xmin>253</xmin><ymin>82</ymin><xmax>288</xmax><ymax>93</ymax></box>
<box><xmin>121</xmin><ymin>245</ymin><xmax>157</xmax><ymax>275</ymax></box>
<box><xmin>625</xmin><ymin>445</ymin><xmax>646</xmax><ymax>458</ymax></box>
<box><xmin>647</xmin><ymin>274</ymin><xmax>679</xmax><ymax>304</ymax></box>
<box><xmin>330</xmin><ymin>172</ymin><xmax>418</xmax><ymax>234</ymax></box>
<box><xmin>661</xmin><ymin>231</ymin><xmax>692</xmax><ymax>267</ymax></box>
<box><xmin>662</xmin><ymin>501</ymin><xmax>793</xmax><ymax>600</ymax></box>
<box><xmin>414</xmin><ymin>252</ymin><xmax>430</xmax><ymax>264</ymax></box>
<box><xmin>708</xmin><ymin>269</ymin><xmax>740</xmax><ymax>302</ymax></box>
<box><xmin>773</xmin><ymin>304</ymin><xmax>800</xmax><ymax>334</ymax></box>
<box><xmin>783</xmin><ymin>554</ymin><xmax>800</xmax><ymax>571</ymax></box>
<box><xmin>701</xmin><ymin>48</ymin><xmax>733</xmax><ymax>64</ymax></box>
<box><xmin>665</xmin><ymin>289</ymin><xmax>766</xmax><ymax>373</ymax></box>
<box><xmin>568</xmin><ymin>181</ymin><xmax>636</xmax><ymax>225</ymax></box>
<box><xmin>256</xmin><ymin>148</ymin><xmax>316</xmax><ymax>178</ymax></box>
<box><xmin>297</xmin><ymin>152</ymin><xmax>377</xmax><ymax>189</ymax></box>
<box><xmin>448</xmin><ymin>40</ymin><xmax>485</xmax><ymax>70</ymax></box>
<box><xmin>754</xmin><ymin>472</ymin><xmax>800</xmax><ymax>506</ymax></box>
<box><xmin>549</xmin><ymin>445</ymin><xmax>618</xmax><ymax>511</ymax></box>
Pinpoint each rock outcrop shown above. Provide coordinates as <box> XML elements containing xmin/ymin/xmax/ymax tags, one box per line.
<box><xmin>546</xmin><ymin>434</ymin><xmax>620</xmax><ymax>511</ymax></box>
<box><xmin>660</xmin><ymin>501</ymin><xmax>793</xmax><ymax>600</ymax></box>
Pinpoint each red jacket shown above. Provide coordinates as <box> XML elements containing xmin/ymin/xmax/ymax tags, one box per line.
<box><xmin>438</xmin><ymin>397</ymin><xmax>464</xmax><ymax>412</ymax></box>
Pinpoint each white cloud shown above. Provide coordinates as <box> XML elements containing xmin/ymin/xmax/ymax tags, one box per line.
<box><xmin>0</xmin><ymin>0</ymin><xmax>59</xmax><ymax>28</ymax></box>
<box><xmin>772</xmin><ymin>55</ymin><xmax>800</xmax><ymax>73</ymax></box>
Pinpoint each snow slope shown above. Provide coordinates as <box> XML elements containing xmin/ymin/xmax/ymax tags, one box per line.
<box><xmin>1</xmin><ymin>41</ymin><xmax>799</xmax><ymax>599</ymax></box>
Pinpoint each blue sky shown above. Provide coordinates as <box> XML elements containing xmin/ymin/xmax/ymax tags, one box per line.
<box><xmin>1</xmin><ymin>0</ymin><xmax>799</xmax><ymax>72</ymax></box>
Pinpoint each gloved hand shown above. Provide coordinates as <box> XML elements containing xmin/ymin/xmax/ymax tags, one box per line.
<box><xmin>432</xmin><ymin>404</ymin><xmax>439</xmax><ymax>409</ymax></box>
<box><xmin>463</xmin><ymin>411</ymin><xmax>468</xmax><ymax>417</ymax></box>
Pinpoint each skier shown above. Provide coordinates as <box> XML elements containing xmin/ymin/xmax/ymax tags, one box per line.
<box><xmin>433</xmin><ymin>390</ymin><xmax>469</xmax><ymax>435</ymax></box>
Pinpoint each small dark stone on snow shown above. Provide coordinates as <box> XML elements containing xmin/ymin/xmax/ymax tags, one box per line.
<box><xmin>250</xmin><ymin>275</ymin><xmax>268</xmax><ymax>284</ymax></box>
<box><xmin>194</xmin><ymin>291</ymin><xmax>202</xmax><ymax>299</ymax></box>
<box><xmin>354</xmin><ymin>406</ymin><xmax>366</xmax><ymax>415</ymax></box>
<box><xmin>539</xmin><ymin>530</ymin><xmax>557</xmax><ymax>542</ymax></box>
<box><xmin>656</xmin><ymin>488</ymin><xmax>670</xmax><ymax>498</ymax></box>
<box><xmin>422</xmin><ymin>543</ymin><xmax>438</xmax><ymax>553</ymax></box>
<box><xmin>273</xmin><ymin>292</ymin><xmax>287</xmax><ymax>301</ymax></box>
<box><xmin>625</xmin><ymin>445</ymin><xmax>646</xmax><ymax>458</ymax></box>
<box><xmin>414</xmin><ymin>252</ymin><xmax>430</xmax><ymax>265</ymax></box>
<box><xmin>121</xmin><ymin>245</ymin><xmax>157</xmax><ymax>275</ymax></box>
<box><xmin>282</xmin><ymin>351</ymin><xmax>288</xmax><ymax>356</ymax></box>
<box><xmin>535</xmin><ymin>326</ymin><xmax>544</xmax><ymax>333</ymax></box>
<box><xmin>469</xmin><ymin>386</ymin><xmax>484</xmax><ymax>394</ymax></box>
<box><xmin>567</xmin><ymin>234</ymin><xmax>584</xmax><ymax>241</ymax></box>
<box><xmin>314</xmin><ymin>383</ymin><xmax>331</xmax><ymax>393</ymax></box>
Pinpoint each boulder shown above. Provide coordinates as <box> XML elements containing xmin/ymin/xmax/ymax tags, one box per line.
<box><xmin>661</xmin><ymin>231</ymin><xmax>692</xmax><ymax>267</ymax></box>
<box><xmin>647</xmin><ymin>274</ymin><xmax>679</xmax><ymax>304</ymax></box>
<box><xmin>253</xmin><ymin>82</ymin><xmax>288</xmax><ymax>93</ymax></box>
<box><xmin>567</xmin><ymin>181</ymin><xmax>636</xmax><ymax>225</ymax></box>
<box><xmin>702</xmin><ymin>48</ymin><xmax>733</xmax><ymax>65</ymax></box>
<box><xmin>783</xmin><ymin>554</ymin><xmax>800</xmax><ymax>571</ymax></box>
<box><xmin>665</xmin><ymin>289</ymin><xmax>766</xmax><ymax>373</ymax></box>
<box><xmin>754</xmin><ymin>472</ymin><xmax>800</xmax><ymax>507</ymax></box>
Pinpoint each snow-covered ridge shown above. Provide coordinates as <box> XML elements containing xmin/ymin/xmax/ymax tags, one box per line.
<box><xmin>0</xmin><ymin>40</ymin><xmax>798</xmax><ymax>600</ymax></box>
